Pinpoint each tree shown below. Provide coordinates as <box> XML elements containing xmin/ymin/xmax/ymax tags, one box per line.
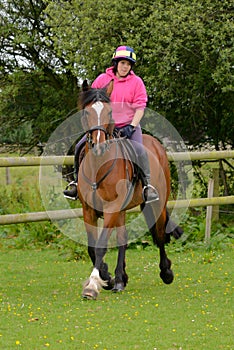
<box><xmin>0</xmin><ymin>0</ymin><xmax>79</xmax><ymax>149</ymax></box>
<box><xmin>0</xmin><ymin>70</ymin><xmax>77</xmax><ymax>147</ymax></box>
<box><xmin>45</xmin><ymin>0</ymin><xmax>234</xmax><ymax>149</ymax></box>
<box><xmin>0</xmin><ymin>0</ymin><xmax>233</xmax><ymax>151</ymax></box>
<box><xmin>142</xmin><ymin>0</ymin><xmax>234</xmax><ymax>149</ymax></box>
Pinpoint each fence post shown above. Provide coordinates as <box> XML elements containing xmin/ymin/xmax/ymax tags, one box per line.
<box><xmin>5</xmin><ymin>167</ymin><xmax>11</xmax><ymax>185</ymax></box>
<box><xmin>205</xmin><ymin>178</ymin><xmax>214</xmax><ymax>243</ymax></box>
<box><xmin>212</xmin><ymin>167</ymin><xmax>219</xmax><ymax>221</ymax></box>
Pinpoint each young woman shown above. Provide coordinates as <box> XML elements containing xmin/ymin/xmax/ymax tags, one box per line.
<box><xmin>64</xmin><ymin>46</ymin><xmax>158</xmax><ymax>203</ymax></box>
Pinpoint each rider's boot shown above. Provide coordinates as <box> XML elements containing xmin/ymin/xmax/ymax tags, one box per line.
<box><xmin>63</xmin><ymin>139</ymin><xmax>87</xmax><ymax>200</ymax></box>
<box><xmin>139</xmin><ymin>151</ymin><xmax>159</xmax><ymax>204</ymax></box>
<box><xmin>63</xmin><ymin>177</ymin><xmax>78</xmax><ymax>200</ymax></box>
<box><xmin>63</xmin><ymin>152</ymin><xmax>79</xmax><ymax>200</ymax></box>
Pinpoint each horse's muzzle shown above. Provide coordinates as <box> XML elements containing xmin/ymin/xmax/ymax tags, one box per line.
<box><xmin>92</xmin><ymin>142</ymin><xmax>108</xmax><ymax>156</ymax></box>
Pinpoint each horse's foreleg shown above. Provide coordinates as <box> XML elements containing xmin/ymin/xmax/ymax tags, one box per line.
<box><xmin>82</xmin><ymin>226</ymin><xmax>112</xmax><ymax>299</ymax></box>
<box><xmin>158</xmin><ymin>245</ymin><xmax>173</xmax><ymax>284</ymax></box>
<box><xmin>83</xmin><ymin>208</ymin><xmax>98</xmax><ymax>266</ymax></box>
<box><xmin>112</xmin><ymin>213</ymin><xmax>128</xmax><ymax>292</ymax></box>
<box><xmin>87</xmin><ymin>234</ymin><xmax>115</xmax><ymax>290</ymax></box>
<box><xmin>112</xmin><ymin>241</ymin><xmax>128</xmax><ymax>292</ymax></box>
<box><xmin>82</xmin><ymin>210</ymin><xmax>108</xmax><ymax>299</ymax></box>
<box><xmin>94</xmin><ymin>227</ymin><xmax>109</xmax><ymax>267</ymax></box>
<box><xmin>87</xmin><ymin>226</ymin><xmax>113</xmax><ymax>287</ymax></box>
<box><xmin>95</xmin><ymin>227</ymin><xmax>114</xmax><ymax>290</ymax></box>
<box><xmin>87</xmin><ymin>233</ymin><xmax>96</xmax><ymax>266</ymax></box>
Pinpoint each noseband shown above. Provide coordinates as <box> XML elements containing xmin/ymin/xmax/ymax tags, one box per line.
<box><xmin>87</xmin><ymin>125</ymin><xmax>111</xmax><ymax>149</ymax></box>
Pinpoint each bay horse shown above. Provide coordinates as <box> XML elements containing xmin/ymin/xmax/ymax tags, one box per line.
<box><xmin>77</xmin><ymin>81</ymin><xmax>183</xmax><ymax>299</ymax></box>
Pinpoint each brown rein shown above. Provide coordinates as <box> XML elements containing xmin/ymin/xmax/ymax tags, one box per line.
<box><xmin>81</xmin><ymin>138</ymin><xmax>119</xmax><ymax>191</ymax></box>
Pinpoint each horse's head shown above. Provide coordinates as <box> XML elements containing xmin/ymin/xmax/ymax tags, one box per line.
<box><xmin>80</xmin><ymin>80</ymin><xmax>114</xmax><ymax>156</ymax></box>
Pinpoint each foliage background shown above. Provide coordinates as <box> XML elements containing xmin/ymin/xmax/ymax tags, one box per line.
<box><xmin>0</xmin><ymin>0</ymin><xmax>233</xmax><ymax>246</ymax></box>
<box><xmin>0</xmin><ymin>0</ymin><xmax>233</xmax><ymax>150</ymax></box>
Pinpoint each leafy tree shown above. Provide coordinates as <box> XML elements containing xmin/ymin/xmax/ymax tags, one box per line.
<box><xmin>0</xmin><ymin>0</ymin><xmax>233</xmax><ymax>151</ymax></box>
<box><xmin>0</xmin><ymin>70</ymin><xmax>77</xmax><ymax>147</ymax></box>
<box><xmin>0</xmin><ymin>0</ymin><xmax>79</xmax><ymax>149</ymax></box>
<box><xmin>142</xmin><ymin>0</ymin><xmax>234</xmax><ymax>149</ymax></box>
<box><xmin>45</xmin><ymin>0</ymin><xmax>234</xmax><ymax>149</ymax></box>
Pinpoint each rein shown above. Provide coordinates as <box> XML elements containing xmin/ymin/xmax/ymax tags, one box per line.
<box><xmin>81</xmin><ymin>138</ymin><xmax>119</xmax><ymax>191</ymax></box>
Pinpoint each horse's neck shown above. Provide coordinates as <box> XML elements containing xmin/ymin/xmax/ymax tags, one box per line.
<box><xmin>83</xmin><ymin>145</ymin><xmax>114</xmax><ymax>178</ymax></box>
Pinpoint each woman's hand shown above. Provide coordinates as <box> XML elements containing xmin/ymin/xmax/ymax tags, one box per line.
<box><xmin>120</xmin><ymin>124</ymin><xmax>136</xmax><ymax>138</ymax></box>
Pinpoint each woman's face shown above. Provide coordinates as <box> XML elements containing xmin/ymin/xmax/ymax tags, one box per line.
<box><xmin>116</xmin><ymin>60</ymin><xmax>132</xmax><ymax>78</ymax></box>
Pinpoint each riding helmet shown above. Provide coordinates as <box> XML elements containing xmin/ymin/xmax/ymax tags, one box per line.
<box><xmin>112</xmin><ymin>46</ymin><xmax>136</xmax><ymax>64</ymax></box>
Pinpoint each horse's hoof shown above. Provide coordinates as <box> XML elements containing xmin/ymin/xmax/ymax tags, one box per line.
<box><xmin>82</xmin><ymin>288</ymin><xmax>98</xmax><ymax>300</ymax></box>
<box><xmin>112</xmin><ymin>282</ymin><xmax>125</xmax><ymax>293</ymax></box>
<box><xmin>160</xmin><ymin>269</ymin><xmax>174</xmax><ymax>284</ymax></box>
<box><xmin>103</xmin><ymin>277</ymin><xmax>115</xmax><ymax>290</ymax></box>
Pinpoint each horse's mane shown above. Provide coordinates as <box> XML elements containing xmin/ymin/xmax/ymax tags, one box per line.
<box><xmin>79</xmin><ymin>87</ymin><xmax>110</xmax><ymax>109</ymax></box>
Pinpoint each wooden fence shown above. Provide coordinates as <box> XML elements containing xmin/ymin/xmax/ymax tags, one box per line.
<box><xmin>0</xmin><ymin>150</ymin><xmax>234</xmax><ymax>167</ymax></box>
<box><xmin>0</xmin><ymin>196</ymin><xmax>233</xmax><ymax>226</ymax></box>
<box><xmin>0</xmin><ymin>150</ymin><xmax>233</xmax><ymax>229</ymax></box>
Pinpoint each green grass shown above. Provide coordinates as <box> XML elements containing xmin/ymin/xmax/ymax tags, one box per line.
<box><xmin>0</xmin><ymin>155</ymin><xmax>233</xmax><ymax>349</ymax></box>
<box><xmin>0</xmin><ymin>247</ymin><xmax>233</xmax><ymax>350</ymax></box>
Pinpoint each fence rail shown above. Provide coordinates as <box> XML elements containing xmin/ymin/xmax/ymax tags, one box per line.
<box><xmin>0</xmin><ymin>150</ymin><xmax>234</xmax><ymax>167</ymax></box>
<box><xmin>0</xmin><ymin>150</ymin><xmax>233</xmax><ymax>226</ymax></box>
<box><xmin>0</xmin><ymin>196</ymin><xmax>234</xmax><ymax>225</ymax></box>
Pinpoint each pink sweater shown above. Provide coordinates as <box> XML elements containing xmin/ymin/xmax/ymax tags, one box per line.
<box><xmin>91</xmin><ymin>67</ymin><xmax>148</xmax><ymax>127</ymax></box>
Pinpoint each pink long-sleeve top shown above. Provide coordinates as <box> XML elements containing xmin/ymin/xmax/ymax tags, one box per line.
<box><xmin>91</xmin><ymin>67</ymin><xmax>148</xmax><ymax>127</ymax></box>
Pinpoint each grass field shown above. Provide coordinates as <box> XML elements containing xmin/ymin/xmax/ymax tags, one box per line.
<box><xmin>0</xmin><ymin>246</ymin><xmax>233</xmax><ymax>350</ymax></box>
<box><xmin>0</xmin><ymin>154</ymin><xmax>233</xmax><ymax>349</ymax></box>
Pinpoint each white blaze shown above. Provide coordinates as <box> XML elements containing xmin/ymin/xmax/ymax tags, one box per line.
<box><xmin>92</xmin><ymin>102</ymin><xmax>104</xmax><ymax>144</ymax></box>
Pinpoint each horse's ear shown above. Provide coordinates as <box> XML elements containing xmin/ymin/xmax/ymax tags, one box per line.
<box><xmin>82</xmin><ymin>79</ymin><xmax>89</xmax><ymax>91</ymax></box>
<box><xmin>78</xmin><ymin>80</ymin><xmax>89</xmax><ymax>109</ymax></box>
<box><xmin>105</xmin><ymin>79</ymin><xmax>114</xmax><ymax>97</ymax></box>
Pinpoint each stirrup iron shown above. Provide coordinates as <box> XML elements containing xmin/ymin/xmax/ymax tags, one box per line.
<box><xmin>142</xmin><ymin>184</ymin><xmax>159</xmax><ymax>204</ymax></box>
<box><xmin>63</xmin><ymin>181</ymin><xmax>78</xmax><ymax>200</ymax></box>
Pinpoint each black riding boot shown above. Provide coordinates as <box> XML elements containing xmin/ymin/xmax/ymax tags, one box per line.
<box><xmin>139</xmin><ymin>150</ymin><xmax>159</xmax><ymax>204</ymax></box>
<box><xmin>63</xmin><ymin>177</ymin><xmax>78</xmax><ymax>200</ymax></box>
<box><xmin>63</xmin><ymin>151</ymin><xmax>79</xmax><ymax>200</ymax></box>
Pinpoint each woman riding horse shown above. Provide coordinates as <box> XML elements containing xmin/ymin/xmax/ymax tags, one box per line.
<box><xmin>76</xmin><ymin>82</ymin><xmax>183</xmax><ymax>299</ymax></box>
<box><xmin>64</xmin><ymin>45</ymin><xmax>158</xmax><ymax>203</ymax></box>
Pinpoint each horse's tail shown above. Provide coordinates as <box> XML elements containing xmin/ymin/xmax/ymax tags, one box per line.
<box><xmin>165</xmin><ymin>209</ymin><xmax>183</xmax><ymax>243</ymax></box>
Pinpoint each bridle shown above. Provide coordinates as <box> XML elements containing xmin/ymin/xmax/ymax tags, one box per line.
<box><xmin>86</xmin><ymin>125</ymin><xmax>111</xmax><ymax>149</ymax></box>
<box><xmin>81</xmin><ymin>99</ymin><xmax>118</xmax><ymax>194</ymax></box>
<box><xmin>82</xmin><ymin>100</ymin><xmax>113</xmax><ymax>149</ymax></box>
